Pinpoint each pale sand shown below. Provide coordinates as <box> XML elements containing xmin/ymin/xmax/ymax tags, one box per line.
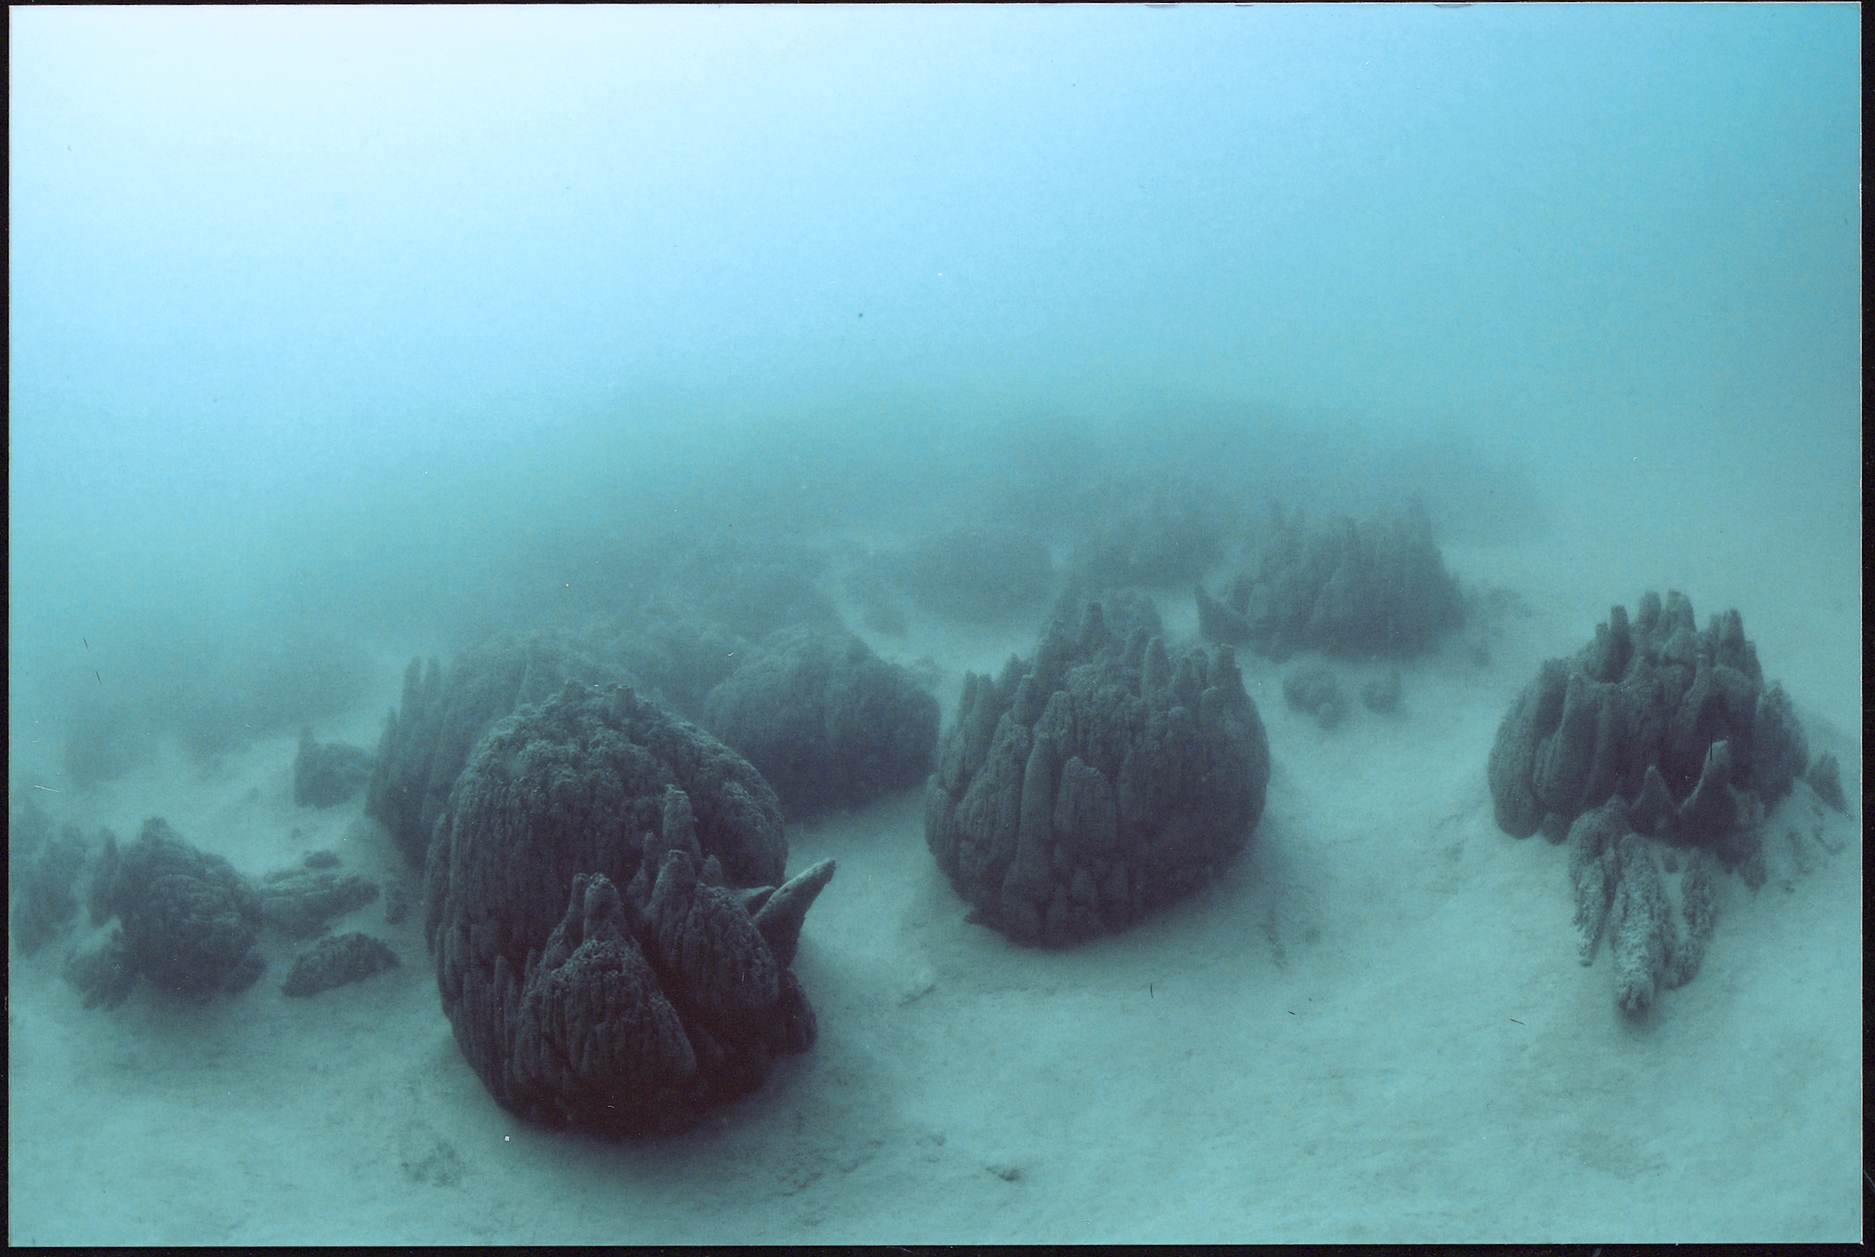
<box><xmin>7</xmin><ymin>524</ymin><xmax>1860</xmax><ymax>1243</ymax></box>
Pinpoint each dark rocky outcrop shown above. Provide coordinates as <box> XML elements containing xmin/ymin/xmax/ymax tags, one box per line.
<box><xmin>424</xmin><ymin>682</ymin><xmax>830</xmax><ymax>1136</ymax></box>
<box><xmin>63</xmin><ymin>928</ymin><xmax>138</xmax><ymax>1010</ymax></box>
<box><xmin>366</xmin><ymin>655</ymin><xmax>450</xmax><ymax>870</ymax></box>
<box><xmin>69</xmin><ymin>818</ymin><xmax>266</xmax><ymax>1004</ymax></box>
<box><xmin>1283</xmin><ymin>664</ymin><xmax>1348</xmax><ymax>729</ymax></box>
<box><xmin>1804</xmin><ymin>752</ymin><xmax>1847</xmax><ymax>813</ymax></box>
<box><xmin>1200</xmin><ymin>499</ymin><xmax>1464</xmax><ymax>659</ymax></box>
<box><xmin>1361</xmin><ymin>668</ymin><xmax>1402</xmax><ymax>714</ymax></box>
<box><xmin>10</xmin><ymin>801</ymin><xmax>91</xmax><ymax>956</ymax></box>
<box><xmin>282</xmin><ymin>931</ymin><xmax>401</xmax><ymax>998</ymax></box>
<box><xmin>294</xmin><ymin>728</ymin><xmax>373</xmax><ymax>808</ymax></box>
<box><xmin>701</xmin><ymin>627</ymin><xmax>939</xmax><ymax>818</ymax></box>
<box><xmin>1566</xmin><ymin>800</ymin><xmax>1722</xmax><ymax>1015</ymax></box>
<box><xmin>924</xmin><ymin>601</ymin><xmax>1270</xmax><ymax>945</ymax></box>
<box><xmin>654</xmin><ymin>534</ymin><xmax>843</xmax><ymax>644</ymax></box>
<box><xmin>1492</xmin><ymin>592</ymin><xmax>1828</xmax><ymax>1017</ymax></box>
<box><xmin>1064</xmin><ymin>475</ymin><xmax>1238</xmax><ymax>589</ymax></box>
<box><xmin>1487</xmin><ymin>591</ymin><xmax>1807</xmax><ymax>859</ymax></box>
<box><xmin>367</xmin><ymin>630</ymin><xmax>636</xmax><ymax>869</ymax></box>
<box><xmin>258</xmin><ymin>855</ymin><xmax>381</xmax><ymax>938</ymax></box>
<box><xmin>1043</xmin><ymin>586</ymin><xmax>1166</xmax><ymax>649</ymax></box>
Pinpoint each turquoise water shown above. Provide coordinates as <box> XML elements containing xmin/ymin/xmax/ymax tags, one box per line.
<box><xmin>8</xmin><ymin>6</ymin><xmax>1860</xmax><ymax>1242</ymax></box>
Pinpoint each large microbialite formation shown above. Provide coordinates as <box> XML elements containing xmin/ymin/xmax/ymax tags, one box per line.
<box><xmin>1197</xmin><ymin>499</ymin><xmax>1464</xmax><ymax>659</ymax></box>
<box><xmin>424</xmin><ymin>681</ymin><xmax>834</xmax><ymax>1136</ymax></box>
<box><xmin>1065</xmin><ymin>474</ymin><xmax>1239</xmax><ymax>589</ymax></box>
<box><xmin>294</xmin><ymin>727</ymin><xmax>373</xmax><ymax>808</ymax></box>
<box><xmin>663</xmin><ymin>534</ymin><xmax>844</xmax><ymax>641</ymax></box>
<box><xmin>57</xmin><ymin>827</ymin><xmax>394</xmax><ymax>1009</ymax></box>
<box><xmin>924</xmin><ymin>600</ymin><xmax>1271</xmax><ymax>945</ymax></box>
<box><xmin>367</xmin><ymin>629</ymin><xmax>637</xmax><ymax>869</ymax></box>
<box><xmin>65</xmin><ymin>819</ymin><xmax>268</xmax><ymax>1008</ymax></box>
<box><xmin>1487</xmin><ymin>591</ymin><xmax>1808</xmax><ymax>849</ymax></box>
<box><xmin>607</xmin><ymin>612</ymin><xmax>751</xmax><ymax>720</ymax></box>
<box><xmin>9</xmin><ymin>799</ymin><xmax>92</xmax><ymax>957</ymax></box>
<box><xmin>701</xmin><ymin>627</ymin><xmax>940</xmax><ymax>819</ymax></box>
<box><xmin>1486</xmin><ymin>591</ymin><xmax>1834</xmax><ymax>1014</ymax></box>
<box><xmin>369</xmin><ymin>618</ymin><xmax>784</xmax><ymax>871</ymax></box>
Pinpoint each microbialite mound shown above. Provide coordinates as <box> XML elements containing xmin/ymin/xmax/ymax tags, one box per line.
<box><xmin>1487</xmin><ymin>590</ymin><xmax>1806</xmax><ymax>852</ymax></box>
<box><xmin>700</xmin><ymin>626</ymin><xmax>939</xmax><ymax>820</ymax></box>
<box><xmin>1487</xmin><ymin>590</ymin><xmax>1830</xmax><ymax>1015</ymax></box>
<box><xmin>424</xmin><ymin>681</ymin><xmax>833</xmax><ymax>1136</ymax></box>
<box><xmin>924</xmin><ymin>600</ymin><xmax>1270</xmax><ymax>946</ymax></box>
<box><xmin>1198</xmin><ymin>498</ymin><xmax>1464</xmax><ymax>660</ymax></box>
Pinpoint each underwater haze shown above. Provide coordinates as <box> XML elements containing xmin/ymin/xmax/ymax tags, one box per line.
<box><xmin>8</xmin><ymin>5</ymin><xmax>1861</xmax><ymax>1244</ymax></box>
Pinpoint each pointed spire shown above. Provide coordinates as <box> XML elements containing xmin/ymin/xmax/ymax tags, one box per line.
<box><xmin>752</xmin><ymin>858</ymin><xmax>836</xmax><ymax>967</ymax></box>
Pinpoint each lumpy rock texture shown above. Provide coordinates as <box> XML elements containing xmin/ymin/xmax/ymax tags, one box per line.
<box><xmin>293</xmin><ymin>727</ymin><xmax>372</xmax><ymax>808</ymax></box>
<box><xmin>1489</xmin><ymin>592</ymin><xmax>1820</xmax><ymax>1017</ymax></box>
<box><xmin>1200</xmin><ymin>499</ymin><xmax>1464</xmax><ymax>659</ymax></box>
<box><xmin>368</xmin><ymin>630</ymin><xmax>637</xmax><ymax>869</ymax></box>
<box><xmin>9</xmin><ymin>802</ymin><xmax>90</xmax><ymax>956</ymax></box>
<box><xmin>1565</xmin><ymin>800</ymin><xmax>1721</xmax><ymax>1015</ymax></box>
<box><xmin>259</xmin><ymin>852</ymin><xmax>381</xmax><ymax>937</ymax></box>
<box><xmin>701</xmin><ymin>627</ymin><xmax>939</xmax><ymax>818</ymax></box>
<box><xmin>76</xmin><ymin>818</ymin><xmax>267</xmax><ymax>1003</ymax></box>
<box><xmin>924</xmin><ymin>602</ymin><xmax>1271</xmax><ymax>945</ymax></box>
<box><xmin>1486</xmin><ymin>590</ymin><xmax>1807</xmax><ymax>857</ymax></box>
<box><xmin>282</xmin><ymin>931</ymin><xmax>401</xmax><ymax>998</ymax></box>
<box><xmin>424</xmin><ymin>682</ymin><xmax>832</xmax><ymax>1136</ymax></box>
